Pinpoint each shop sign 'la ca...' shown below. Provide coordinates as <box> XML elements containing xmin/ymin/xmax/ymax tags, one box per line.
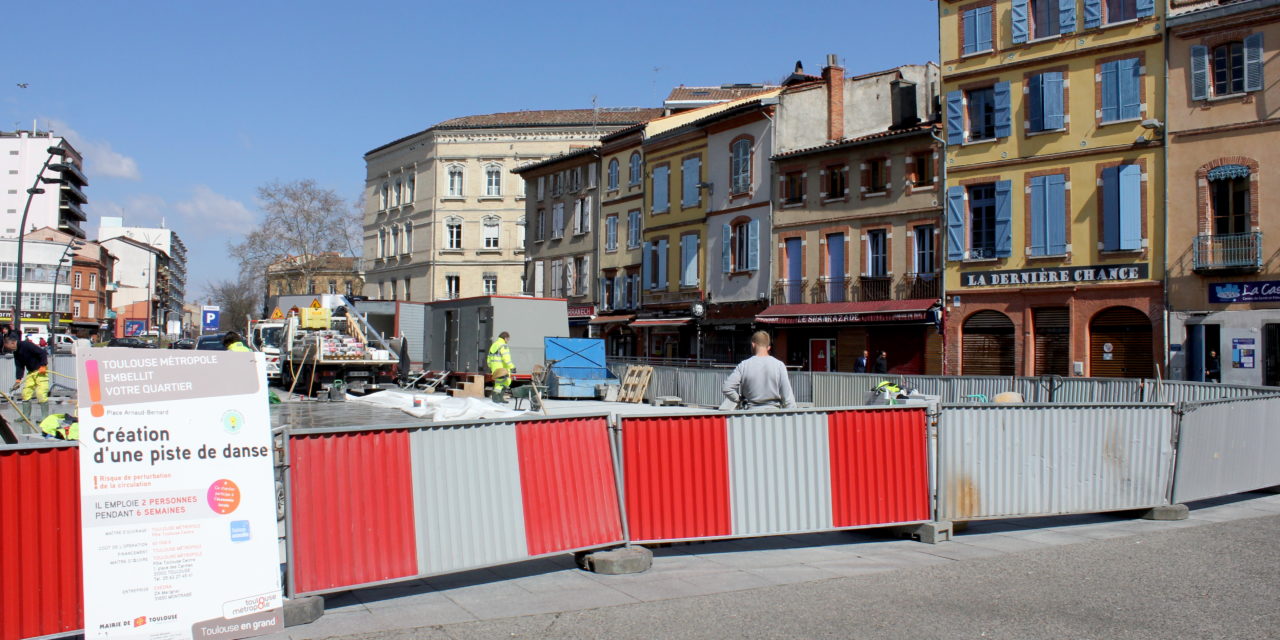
<box><xmin>960</xmin><ymin>264</ymin><xmax>1149</xmax><ymax>287</ymax></box>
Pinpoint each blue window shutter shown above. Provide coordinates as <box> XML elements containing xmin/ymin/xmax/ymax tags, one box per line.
<box><xmin>721</xmin><ymin>224</ymin><xmax>732</xmax><ymax>273</ymax></box>
<box><xmin>658</xmin><ymin>239</ymin><xmax>668</xmax><ymax>289</ymax></box>
<box><xmin>1245</xmin><ymin>33</ymin><xmax>1265</xmax><ymax>93</ymax></box>
<box><xmin>946</xmin><ymin>186</ymin><xmax>966</xmax><ymax>261</ymax></box>
<box><xmin>1060</xmin><ymin>0</ymin><xmax>1077</xmax><ymax>33</ymax></box>
<box><xmin>1136</xmin><ymin>0</ymin><xmax>1154</xmax><ymax>18</ymax></box>
<box><xmin>1084</xmin><ymin>0</ymin><xmax>1101</xmax><ymax>29</ymax></box>
<box><xmin>1043</xmin><ymin>72</ymin><xmax>1064</xmax><ymax>130</ymax></box>
<box><xmin>1190</xmin><ymin>45</ymin><xmax>1210</xmax><ymax>100</ymax></box>
<box><xmin>994</xmin><ymin>81</ymin><xmax>1012</xmax><ymax>138</ymax></box>
<box><xmin>963</xmin><ymin>8</ymin><xmax>977</xmax><ymax>55</ymax></box>
<box><xmin>747</xmin><ymin>219</ymin><xmax>760</xmax><ymax>270</ymax></box>
<box><xmin>995</xmin><ymin>180</ymin><xmax>1013</xmax><ymax>257</ymax></box>
<box><xmin>1012</xmin><ymin>0</ymin><xmax>1029</xmax><ymax>44</ymax></box>
<box><xmin>977</xmin><ymin>6</ymin><xmax>993</xmax><ymax>51</ymax></box>
<box><xmin>946</xmin><ymin>91</ymin><xmax>965</xmax><ymax>145</ymax></box>
<box><xmin>1118</xmin><ymin>165</ymin><xmax>1142</xmax><ymax>250</ymax></box>
<box><xmin>1046</xmin><ymin>174</ymin><xmax>1067</xmax><ymax>254</ymax></box>
<box><xmin>641</xmin><ymin>242</ymin><xmax>652</xmax><ymax>290</ymax></box>
<box><xmin>1028</xmin><ymin>74</ymin><xmax>1045</xmax><ymax>132</ymax></box>
<box><xmin>1119</xmin><ymin>58</ymin><xmax>1141</xmax><ymax>120</ymax></box>
<box><xmin>1102</xmin><ymin>166</ymin><xmax>1120</xmax><ymax>250</ymax></box>
<box><xmin>1100</xmin><ymin>60</ymin><xmax>1119</xmax><ymax>122</ymax></box>
<box><xmin>1029</xmin><ymin>176</ymin><xmax>1047</xmax><ymax>256</ymax></box>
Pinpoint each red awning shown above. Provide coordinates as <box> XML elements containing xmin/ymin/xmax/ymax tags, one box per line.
<box><xmin>756</xmin><ymin>300</ymin><xmax>933</xmax><ymax>325</ymax></box>
<box><xmin>588</xmin><ymin>314</ymin><xmax>635</xmax><ymax>325</ymax></box>
<box><xmin>631</xmin><ymin>317</ymin><xmax>692</xmax><ymax>327</ymax></box>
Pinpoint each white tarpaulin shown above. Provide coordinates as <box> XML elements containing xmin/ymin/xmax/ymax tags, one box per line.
<box><xmin>347</xmin><ymin>389</ymin><xmax>526</xmax><ymax>421</ymax></box>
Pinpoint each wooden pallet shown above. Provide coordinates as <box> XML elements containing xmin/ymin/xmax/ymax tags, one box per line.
<box><xmin>617</xmin><ymin>365</ymin><xmax>653</xmax><ymax>403</ymax></box>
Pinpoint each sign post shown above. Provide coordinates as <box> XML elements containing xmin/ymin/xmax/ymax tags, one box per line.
<box><xmin>77</xmin><ymin>348</ymin><xmax>284</xmax><ymax>639</ymax></box>
<box><xmin>202</xmin><ymin>306</ymin><xmax>221</xmax><ymax>333</ymax></box>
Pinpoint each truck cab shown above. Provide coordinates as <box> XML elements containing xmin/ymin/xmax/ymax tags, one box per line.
<box><xmin>250</xmin><ymin>320</ymin><xmax>285</xmax><ymax>381</ymax></box>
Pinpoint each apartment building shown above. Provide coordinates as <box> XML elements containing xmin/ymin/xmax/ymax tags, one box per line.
<box><xmin>24</xmin><ymin>226</ymin><xmax>114</xmax><ymax>336</ymax></box>
<box><xmin>1166</xmin><ymin>0</ymin><xmax>1280</xmax><ymax>385</ymax></box>
<box><xmin>593</xmin><ymin>125</ymin><xmax>647</xmax><ymax>355</ymax></box>
<box><xmin>0</xmin><ymin>130</ymin><xmax>88</xmax><ymax>239</ymax></box>
<box><xmin>98</xmin><ymin>216</ymin><xmax>188</xmax><ymax>330</ymax></box>
<box><xmin>939</xmin><ymin>0</ymin><xmax>1165</xmax><ymax>378</ymax></box>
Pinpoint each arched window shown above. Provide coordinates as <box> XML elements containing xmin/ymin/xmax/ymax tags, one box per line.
<box><xmin>445</xmin><ymin>216</ymin><xmax>463</xmax><ymax>249</ymax></box>
<box><xmin>447</xmin><ymin>166</ymin><xmax>464</xmax><ymax>197</ymax></box>
<box><xmin>607</xmin><ymin>159</ymin><xmax>620</xmax><ymax>190</ymax></box>
<box><xmin>628</xmin><ymin>152</ymin><xmax>642</xmax><ymax>186</ymax></box>
<box><xmin>485</xmin><ymin>165</ymin><xmax>502</xmax><ymax>197</ymax></box>
<box><xmin>962</xmin><ymin>310</ymin><xmax>1015</xmax><ymax>376</ymax></box>
<box><xmin>482</xmin><ymin>215</ymin><xmax>501</xmax><ymax>249</ymax></box>
<box><xmin>730</xmin><ymin>138</ymin><xmax>752</xmax><ymax>195</ymax></box>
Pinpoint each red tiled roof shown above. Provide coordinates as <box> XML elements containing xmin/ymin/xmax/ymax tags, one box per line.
<box><xmin>772</xmin><ymin>123</ymin><xmax>939</xmax><ymax>160</ymax></box>
<box><xmin>665</xmin><ymin>85</ymin><xmax>779</xmax><ymax>104</ymax></box>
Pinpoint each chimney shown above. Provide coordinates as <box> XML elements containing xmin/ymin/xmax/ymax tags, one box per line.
<box><xmin>822</xmin><ymin>53</ymin><xmax>845</xmax><ymax>142</ymax></box>
<box><xmin>891</xmin><ymin>78</ymin><xmax>920</xmax><ymax>130</ymax></box>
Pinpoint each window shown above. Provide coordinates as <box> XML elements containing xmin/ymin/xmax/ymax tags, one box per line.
<box><xmin>345</xmin><ymin>282</ymin><xmax>353</xmax><ymax>297</ymax></box>
<box><xmin>652</xmin><ymin>165</ymin><xmax>670</xmax><ymax>213</ymax></box>
<box><xmin>825</xmin><ymin>164</ymin><xmax>847</xmax><ymax>199</ymax></box>
<box><xmin>394</xmin><ymin>180</ymin><xmax>402</xmax><ymax>206</ymax></box>
<box><xmin>914</xmin><ymin>225</ymin><xmax>936</xmax><ymax>273</ymax></box>
<box><xmin>89</xmin><ymin>273</ymin><xmax>97</xmax><ymax>290</ymax></box>
<box><xmin>328</xmin><ymin>280</ymin><xmax>337</xmax><ymax>295</ymax></box>
<box><xmin>1033</xmin><ymin>0</ymin><xmax>1063</xmax><ymax>39</ymax></box>
<box><xmin>378</xmin><ymin>229</ymin><xmax>387</xmax><ymax>258</ymax></box>
<box><xmin>570</xmin><ymin>167</ymin><xmax>582</xmax><ymax>192</ymax></box>
<box><xmin>945</xmin><ymin>182</ymin><xmax>1015</xmax><ymax>260</ymax></box>
<box><xmin>946</xmin><ymin>83</ymin><xmax>1011</xmax><ymax>144</ymax></box>
<box><xmin>483</xmin><ymin>274</ymin><xmax>497</xmax><ymax>295</ymax></box>
<box><xmin>402</xmin><ymin>278</ymin><xmax>410</xmax><ymax>300</ymax></box>
<box><xmin>679</xmin><ymin>234</ymin><xmax>699</xmax><ymax>287</ymax></box>
<box><xmin>629</xmin><ymin>152</ymin><xmax>642</xmax><ymax>185</ymax></box>
<box><xmin>485</xmin><ymin>166</ymin><xmax>502</xmax><ymax>197</ymax></box>
<box><xmin>681</xmin><ymin>156</ymin><xmax>701</xmax><ymax>208</ymax></box>
<box><xmin>730</xmin><ymin>139</ymin><xmax>752</xmax><ymax>194</ymax></box>
<box><xmin>574</xmin><ymin>255</ymin><xmax>590</xmax><ymax>296</ymax></box>
<box><xmin>403</xmin><ymin>222</ymin><xmax>413</xmax><ymax>254</ymax></box>
<box><xmin>551</xmin><ymin>172</ymin><xmax>563</xmax><ymax>197</ymax></box>
<box><xmin>535</xmin><ymin>209</ymin><xmax>546</xmax><ymax>241</ymax></box>
<box><xmin>1191</xmin><ymin>38</ymin><xmax>1265</xmax><ymax>99</ymax></box>
<box><xmin>1101</xmin><ymin>164</ymin><xmax>1142</xmax><ymax>250</ymax></box>
<box><xmin>961</xmin><ymin>4</ymin><xmax>994</xmax><ymax>55</ymax></box>
<box><xmin>605</xmin><ymin>215</ymin><xmax>618</xmax><ymax>251</ymax></box>
<box><xmin>1083</xmin><ymin>0</ymin><xmax>1153</xmax><ymax>29</ymax></box>
<box><xmin>550</xmin><ymin>260</ymin><xmax>563</xmax><ymax>297</ymax></box>
<box><xmin>310</xmin><ymin>280</ymin><xmax>318</xmax><ymax>295</ymax></box>
<box><xmin>483</xmin><ymin>216</ymin><xmax>500</xmax><ymax>248</ymax></box>
<box><xmin>911</xmin><ymin>152</ymin><xmax>935</xmax><ymax>187</ymax></box>
<box><xmin>447</xmin><ymin>167</ymin><xmax>464</xmax><ymax>197</ymax></box>
<box><xmin>1105</xmin><ymin>0</ymin><xmax>1135</xmax><ymax>24</ymax></box>
<box><xmin>1213</xmin><ymin>42</ymin><xmax>1245</xmax><ymax>97</ymax></box>
<box><xmin>627</xmin><ymin>210</ymin><xmax>642</xmax><ymax>248</ymax></box>
<box><xmin>573</xmin><ymin>197</ymin><xmax>592</xmax><ymax>235</ymax></box>
<box><xmin>446</xmin><ymin>219</ymin><xmax>462</xmax><ymax>249</ymax></box>
<box><xmin>88</xmin><ymin>302</ymin><xmax>95</xmax><ymax>317</ymax></box>
<box><xmin>863</xmin><ymin>159</ymin><xmax>889</xmax><ymax>194</ymax></box>
<box><xmin>445</xmin><ymin>275</ymin><xmax>460</xmax><ymax>299</ymax></box>
<box><xmin>380</xmin><ymin>182</ymin><xmax>389</xmax><ymax>209</ymax></box>
<box><xmin>722</xmin><ymin>219</ymin><xmax>760</xmax><ymax>272</ymax></box>
<box><xmin>406</xmin><ymin>175</ymin><xmax>415</xmax><ymax>203</ymax></box>
<box><xmin>866</xmin><ymin>229</ymin><xmax>888</xmax><ymax>277</ymax></box>
<box><xmin>967</xmin><ymin>86</ymin><xmax>996</xmax><ymax>140</ymax></box>
<box><xmin>552</xmin><ymin>203</ymin><xmax>565</xmax><ymax>239</ymax></box>
<box><xmin>73</xmin><ymin>300</ymin><xmax>81</xmax><ymax>317</ymax></box>
<box><xmin>1029</xmin><ymin>174</ymin><xmax>1068</xmax><ymax>255</ymax></box>
<box><xmin>1013</xmin><ymin>0</ymin><xmax>1073</xmax><ymax>43</ymax></box>
<box><xmin>74</xmin><ymin>272</ymin><xmax>82</xmax><ymax>289</ymax></box>
<box><xmin>537</xmin><ymin>176</ymin><xmax>545</xmax><ymax>200</ymax></box>
<box><xmin>783</xmin><ymin>171</ymin><xmax>804</xmax><ymax>204</ymax></box>
<box><xmin>1099</xmin><ymin>58</ymin><xmax>1141</xmax><ymax>122</ymax></box>
<box><xmin>968</xmin><ymin>185</ymin><xmax>998</xmax><ymax>259</ymax></box>
<box><xmin>1211</xmin><ymin>173</ymin><xmax>1250</xmax><ymax>236</ymax></box>
<box><xmin>516</xmin><ymin>216</ymin><xmax>526</xmax><ymax>249</ymax></box>
<box><xmin>608</xmin><ymin>159</ymin><xmax>620</xmax><ymax>190</ymax></box>
<box><xmin>642</xmin><ymin>239</ymin><xmax>668</xmax><ymax>290</ymax></box>
<box><xmin>1027</xmin><ymin>71</ymin><xmax>1065</xmax><ymax>132</ymax></box>
<box><xmin>391</xmin><ymin>225</ymin><xmax>400</xmax><ymax>255</ymax></box>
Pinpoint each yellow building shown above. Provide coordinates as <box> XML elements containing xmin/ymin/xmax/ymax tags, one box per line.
<box><xmin>939</xmin><ymin>0</ymin><xmax>1165</xmax><ymax>378</ymax></box>
<box><xmin>595</xmin><ymin>125</ymin><xmax>647</xmax><ymax>355</ymax></box>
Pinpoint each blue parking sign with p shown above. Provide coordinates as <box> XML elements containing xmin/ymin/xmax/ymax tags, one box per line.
<box><xmin>202</xmin><ymin>308</ymin><xmax>220</xmax><ymax>331</ymax></box>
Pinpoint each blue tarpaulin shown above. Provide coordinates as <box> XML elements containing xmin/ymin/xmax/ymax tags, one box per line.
<box><xmin>543</xmin><ymin>337</ymin><xmax>616</xmax><ymax>398</ymax></box>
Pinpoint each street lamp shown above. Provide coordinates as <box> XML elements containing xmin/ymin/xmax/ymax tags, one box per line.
<box><xmin>50</xmin><ymin>238</ymin><xmax>87</xmax><ymax>336</ymax></box>
<box><xmin>13</xmin><ymin>145</ymin><xmax>68</xmax><ymax>335</ymax></box>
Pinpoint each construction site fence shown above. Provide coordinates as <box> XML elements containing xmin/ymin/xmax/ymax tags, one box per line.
<box><xmin>9</xmin><ymin>393</ymin><xmax>1280</xmax><ymax>637</ymax></box>
<box><xmin>605</xmin><ymin>362</ymin><xmax>1278</xmax><ymax>407</ymax></box>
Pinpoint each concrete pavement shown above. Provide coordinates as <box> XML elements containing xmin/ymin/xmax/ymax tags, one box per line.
<box><xmin>265</xmin><ymin>491</ymin><xmax>1280</xmax><ymax>639</ymax></box>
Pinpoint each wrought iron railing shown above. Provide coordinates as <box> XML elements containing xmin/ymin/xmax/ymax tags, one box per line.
<box><xmin>772</xmin><ymin>279</ymin><xmax>808</xmax><ymax>305</ymax></box>
<box><xmin>903</xmin><ymin>272</ymin><xmax>940</xmax><ymax>299</ymax></box>
<box><xmin>1193</xmin><ymin>232</ymin><xmax>1262</xmax><ymax>271</ymax></box>
<box><xmin>857</xmin><ymin>276</ymin><xmax>892</xmax><ymax>302</ymax></box>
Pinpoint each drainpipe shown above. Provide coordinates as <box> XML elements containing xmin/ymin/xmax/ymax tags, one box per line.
<box><xmin>1161</xmin><ymin>19</ymin><xmax>1172</xmax><ymax>383</ymax></box>
<box><xmin>930</xmin><ymin>124</ymin><xmax>948</xmax><ymax>374</ymax></box>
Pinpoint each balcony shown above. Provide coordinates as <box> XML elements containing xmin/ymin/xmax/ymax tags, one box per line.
<box><xmin>59</xmin><ymin>199</ymin><xmax>86</xmax><ymax>222</ymax></box>
<box><xmin>644</xmin><ymin>288</ymin><xmax>704</xmax><ymax>306</ymax></box>
<box><xmin>857</xmin><ymin>276</ymin><xmax>892</xmax><ymax>302</ymax></box>
<box><xmin>776</xmin><ymin>273</ymin><xmax>941</xmax><ymax>306</ymax></box>
<box><xmin>811</xmin><ymin>277</ymin><xmax>848</xmax><ymax>303</ymax></box>
<box><xmin>772</xmin><ymin>279</ymin><xmax>808</xmax><ymax>305</ymax></box>
<box><xmin>1193</xmin><ymin>232</ymin><xmax>1262</xmax><ymax>272</ymax></box>
<box><xmin>902</xmin><ymin>272</ymin><xmax>940</xmax><ymax>299</ymax></box>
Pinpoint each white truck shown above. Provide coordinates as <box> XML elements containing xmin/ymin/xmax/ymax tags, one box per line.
<box><xmin>248</xmin><ymin>319</ymin><xmax>286</xmax><ymax>382</ymax></box>
<box><xmin>276</xmin><ymin>297</ymin><xmax>400</xmax><ymax>395</ymax></box>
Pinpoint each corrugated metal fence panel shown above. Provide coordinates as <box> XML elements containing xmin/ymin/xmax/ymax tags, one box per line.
<box><xmin>410</xmin><ymin>422</ymin><xmax>527</xmax><ymax>575</ymax></box>
<box><xmin>515</xmin><ymin>417</ymin><xmax>623</xmax><ymax>556</ymax></box>
<box><xmin>1155</xmin><ymin>381</ymin><xmax>1270</xmax><ymax>405</ymax></box>
<box><xmin>622</xmin><ymin>415</ymin><xmax>731</xmax><ymax>542</ymax></box>
<box><xmin>727</xmin><ymin>412</ymin><xmax>832</xmax><ymax>536</ymax></box>
<box><xmin>0</xmin><ymin>354</ymin><xmax>76</xmax><ymax>393</ymax></box>
<box><xmin>0</xmin><ymin>444</ymin><xmax>82</xmax><ymax>640</ymax></box>
<box><xmin>828</xmin><ymin>408</ymin><xmax>931</xmax><ymax>527</ymax></box>
<box><xmin>1173</xmin><ymin>396</ymin><xmax>1280</xmax><ymax>503</ymax></box>
<box><xmin>289</xmin><ymin>430</ymin><xmax>418</xmax><ymax>595</ymax></box>
<box><xmin>788</xmin><ymin>371</ymin><xmax>813</xmax><ymax>404</ymax></box>
<box><xmin>937</xmin><ymin>405</ymin><xmax>1174</xmax><ymax>520</ymax></box>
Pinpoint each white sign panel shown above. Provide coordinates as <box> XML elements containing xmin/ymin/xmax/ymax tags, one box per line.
<box><xmin>77</xmin><ymin>348</ymin><xmax>284</xmax><ymax>640</ymax></box>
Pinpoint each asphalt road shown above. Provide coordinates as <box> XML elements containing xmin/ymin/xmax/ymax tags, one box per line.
<box><xmin>327</xmin><ymin>514</ymin><xmax>1280</xmax><ymax>640</ymax></box>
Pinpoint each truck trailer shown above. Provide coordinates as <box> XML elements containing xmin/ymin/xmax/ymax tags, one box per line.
<box><xmin>425</xmin><ymin>296</ymin><xmax>569</xmax><ymax>383</ymax></box>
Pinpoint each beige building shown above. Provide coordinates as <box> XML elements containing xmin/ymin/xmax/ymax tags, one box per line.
<box><xmin>1166</xmin><ymin>0</ymin><xmax>1280</xmax><ymax>386</ymax></box>
<box><xmin>362</xmin><ymin>109</ymin><xmax>661</xmax><ymax>302</ymax></box>
<box><xmin>265</xmin><ymin>253</ymin><xmax>363</xmax><ymax>300</ymax></box>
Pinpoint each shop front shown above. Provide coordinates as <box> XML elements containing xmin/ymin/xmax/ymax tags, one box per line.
<box><xmin>589</xmin><ymin>313</ymin><xmax>636</xmax><ymax>358</ymax></box>
<box><xmin>630</xmin><ymin>317</ymin><xmax>694</xmax><ymax>359</ymax></box>
<box><xmin>756</xmin><ymin>300</ymin><xmax>941</xmax><ymax>374</ymax></box>
<box><xmin>567</xmin><ymin>304</ymin><xmax>596</xmax><ymax>338</ymax></box>
<box><xmin>703</xmin><ymin>301</ymin><xmax>768</xmax><ymax>364</ymax></box>
<box><xmin>1168</xmin><ymin>279</ymin><xmax>1280</xmax><ymax>387</ymax></box>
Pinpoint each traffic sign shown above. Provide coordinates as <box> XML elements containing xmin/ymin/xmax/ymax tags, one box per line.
<box><xmin>270</xmin><ymin>307</ymin><xmax>284</xmax><ymax>320</ymax></box>
<box><xmin>201</xmin><ymin>305</ymin><xmax>221</xmax><ymax>332</ymax></box>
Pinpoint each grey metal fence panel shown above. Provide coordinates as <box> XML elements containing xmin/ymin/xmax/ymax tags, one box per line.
<box><xmin>937</xmin><ymin>404</ymin><xmax>1175</xmax><ymax>520</ymax></box>
<box><xmin>788</xmin><ymin>371</ymin><xmax>813</xmax><ymax>404</ymax></box>
<box><xmin>727</xmin><ymin>411</ymin><xmax>833</xmax><ymax>535</ymax></box>
<box><xmin>1173</xmin><ymin>395</ymin><xmax>1280</xmax><ymax>503</ymax></box>
<box><xmin>0</xmin><ymin>354</ymin><xmax>76</xmax><ymax>392</ymax></box>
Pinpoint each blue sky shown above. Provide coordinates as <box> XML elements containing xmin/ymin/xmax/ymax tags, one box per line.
<box><xmin>2</xmin><ymin>1</ymin><xmax>938</xmax><ymax>301</ymax></box>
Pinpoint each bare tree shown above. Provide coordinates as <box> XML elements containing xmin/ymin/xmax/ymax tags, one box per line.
<box><xmin>229</xmin><ymin>179</ymin><xmax>362</xmax><ymax>306</ymax></box>
<box><xmin>206</xmin><ymin>276</ymin><xmax>262</xmax><ymax>333</ymax></box>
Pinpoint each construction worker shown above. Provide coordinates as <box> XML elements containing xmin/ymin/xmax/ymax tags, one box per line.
<box><xmin>4</xmin><ymin>334</ymin><xmax>49</xmax><ymax>420</ymax></box>
<box><xmin>39</xmin><ymin>412</ymin><xmax>78</xmax><ymax>440</ymax></box>
<box><xmin>487</xmin><ymin>331</ymin><xmax>514</xmax><ymax>399</ymax></box>
<box><xmin>222</xmin><ymin>331</ymin><xmax>252</xmax><ymax>352</ymax></box>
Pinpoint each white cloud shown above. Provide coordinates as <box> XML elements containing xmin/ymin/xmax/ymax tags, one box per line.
<box><xmin>174</xmin><ymin>185</ymin><xmax>255</xmax><ymax>233</ymax></box>
<box><xmin>44</xmin><ymin>117</ymin><xmax>141</xmax><ymax>181</ymax></box>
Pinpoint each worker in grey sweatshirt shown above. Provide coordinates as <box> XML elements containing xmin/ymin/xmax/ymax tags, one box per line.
<box><xmin>722</xmin><ymin>330</ymin><xmax>795</xmax><ymax>409</ymax></box>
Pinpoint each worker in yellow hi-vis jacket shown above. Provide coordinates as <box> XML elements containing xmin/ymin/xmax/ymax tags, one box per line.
<box><xmin>487</xmin><ymin>331</ymin><xmax>514</xmax><ymax>399</ymax></box>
